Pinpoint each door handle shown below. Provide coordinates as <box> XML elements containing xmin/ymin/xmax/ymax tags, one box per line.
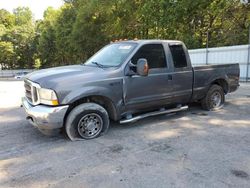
<box><xmin>168</xmin><ymin>75</ymin><xmax>173</xmax><ymax>81</ymax></box>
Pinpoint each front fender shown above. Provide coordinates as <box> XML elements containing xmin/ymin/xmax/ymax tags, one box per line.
<box><xmin>61</xmin><ymin>86</ymin><xmax>119</xmax><ymax>104</ymax></box>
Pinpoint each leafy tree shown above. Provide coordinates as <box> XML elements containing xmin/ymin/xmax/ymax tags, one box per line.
<box><xmin>0</xmin><ymin>41</ymin><xmax>15</xmax><ymax>69</ymax></box>
<box><xmin>0</xmin><ymin>9</ymin><xmax>15</xmax><ymax>28</ymax></box>
<box><xmin>0</xmin><ymin>24</ymin><xmax>6</xmax><ymax>39</ymax></box>
<box><xmin>71</xmin><ymin>0</ymin><xmax>109</xmax><ymax>61</ymax></box>
<box><xmin>5</xmin><ymin>25</ymin><xmax>36</xmax><ymax>68</ymax></box>
<box><xmin>55</xmin><ymin>4</ymin><xmax>77</xmax><ymax>65</ymax></box>
<box><xmin>37</xmin><ymin>7</ymin><xmax>58</xmax><ymax>68</ymax></box>
<box><xmin>0</xmin><ymin>7</ymin><xmax>36</xmax><ymax>69</ymax></box>
<box><xmin>1</xmin><ymin>1</ymin><xmax>250</xmax><ymax>69</ymax></box>
<box><xmin>13</xmin><ymin>7</ymin><xmax>33</xmax><ymax>26</ymax></box>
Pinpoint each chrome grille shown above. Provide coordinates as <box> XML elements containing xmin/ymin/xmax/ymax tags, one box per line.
<box><xmin>24</xmin><ymin>80</ymin><xmax>40</xmax><ymax>105</ymax></box>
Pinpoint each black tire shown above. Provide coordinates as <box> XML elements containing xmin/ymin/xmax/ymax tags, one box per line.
<box><xmin>65</xmin><ymin>103</ymin><xmax>109</xmax><ymax>141</ymax></box>
<box><xmin>201</xmin><ymin>84</ymin><xmax>225</xmax><ymax>111</ymax></box>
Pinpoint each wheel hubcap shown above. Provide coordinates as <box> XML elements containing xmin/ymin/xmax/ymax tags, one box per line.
<box><xmin>77</xmin><ymin>113</ymin><xmax>103</xmax><ymax>138</ymax></box>
<box><xmin>211</xmin><ymin>91</ymin><xmax>222</xmax><ymax>108</ymax></box>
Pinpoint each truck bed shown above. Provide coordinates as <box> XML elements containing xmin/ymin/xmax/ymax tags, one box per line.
<box><xmin>192</xmin><ymin>63</ymin><xmax>240</xmax><ymax>101</ymax></box>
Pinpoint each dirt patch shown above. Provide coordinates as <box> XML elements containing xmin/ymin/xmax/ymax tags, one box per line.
<box><xmin>108</xmin><ymin>144</ymin><xmax>123</xmax><ymax>153</ymax></box>
<box><xmin>231</xmin><ymin>170</ymin><xmax>249</xmax><ymax>179</ymax></box>
<box><xmin>148</xmin><ymin>142</ymin><xmax>173</xmax><ymax>153</ymax></box>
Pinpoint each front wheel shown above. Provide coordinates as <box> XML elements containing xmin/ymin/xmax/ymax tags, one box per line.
<box><xmin>65</xmin><ymin>103</ymin><xmax>110</xmax><ymax>141</ymax></box>
<box><xmin>201</xmin><ymin>84</ymin><xmax>225</xmax><ymax>111</ymax></box>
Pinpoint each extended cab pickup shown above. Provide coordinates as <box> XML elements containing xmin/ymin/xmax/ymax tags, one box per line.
<box><xmin>22</xmin><ymin>40</ymin><xmax>240</xmax><ymax>140</ymax></box>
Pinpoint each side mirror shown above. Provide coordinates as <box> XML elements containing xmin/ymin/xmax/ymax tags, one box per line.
<box><xmin>137</xmin><ymin>58</ymin><xmax>149</xmax><ymax>76</ymax></box>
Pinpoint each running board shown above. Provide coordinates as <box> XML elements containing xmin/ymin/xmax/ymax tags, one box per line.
<box><xmin>119</xmin><ymin>105</ymin><xmax>188</xmax><ymax>124</ymax></box>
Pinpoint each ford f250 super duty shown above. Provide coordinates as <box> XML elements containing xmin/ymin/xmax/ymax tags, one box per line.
<box><xmin>22</xmin><ymin>40</ymin><xmax>240</xmax><ymax>140</ymax></box>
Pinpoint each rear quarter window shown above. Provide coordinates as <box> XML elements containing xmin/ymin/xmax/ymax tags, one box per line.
<box><xmin>169</xmin><ymin>44</ymin><xmax>188</xmax><ymax>68</ymax></box>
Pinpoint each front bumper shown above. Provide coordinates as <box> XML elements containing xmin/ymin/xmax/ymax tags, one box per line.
<box><xmin>22</xmin><ymin>97</ymin><xmax>69</xmax><ymax>130</ymax></box>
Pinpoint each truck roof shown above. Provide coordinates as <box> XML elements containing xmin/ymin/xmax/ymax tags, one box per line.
<box><xmin>116</xmin><ymin>39</ymin><xmax>183</xmax><ymax>45</ymax></box>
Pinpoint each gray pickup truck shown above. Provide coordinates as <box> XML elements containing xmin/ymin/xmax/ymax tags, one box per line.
<box><xmin>22</xmin><ymin>40</ymin><xmax>239</xmax><ymax>140</ymax></box>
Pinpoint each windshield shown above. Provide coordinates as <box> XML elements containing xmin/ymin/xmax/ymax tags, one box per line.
<box><xmin>84</xmin><ymin>43</ymin><xmax>137</xmax><ymax>67</ymax></box>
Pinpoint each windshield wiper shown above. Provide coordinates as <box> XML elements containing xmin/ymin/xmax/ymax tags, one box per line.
<box><xmin>91</xmin><ymin>61</ymin><xmax>113</xmax><ymax>68</ymax></box>
<box><xmin>91</xmin><ymin>61</ymin><xmax>104</xmax><ymax>68</ymax></box>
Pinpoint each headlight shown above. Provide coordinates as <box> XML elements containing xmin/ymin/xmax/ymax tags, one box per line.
<box><xmin>38</xmin><ymin>88</ymin><xmax>59</xmax><ymax>106</ymax></box>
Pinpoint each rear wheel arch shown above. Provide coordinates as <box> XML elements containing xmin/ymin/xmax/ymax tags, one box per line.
<box><xmin>211</xmin><ymin>78</ymin><xmax>229</xmax><ymax>94</ymax></box>
<box><xmin>201</xmin><ymin>84</ymin><xmax>225</xmax><ymax>111</ymax></box>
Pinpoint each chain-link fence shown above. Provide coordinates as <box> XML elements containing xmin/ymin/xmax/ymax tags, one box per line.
<box><xmin>189</xmin><ymin>44</ymin><xmax>250</xmax><ymax>82</ymax></box>
<box><xmin>189</xmin><ymin>25</ymin><xmax>250</xmax><ymax>82</ymax></box>
<box><xmin>0</xmin><ymin>69</ymin><xmax>33</xmax><ymax>80</ymax></box>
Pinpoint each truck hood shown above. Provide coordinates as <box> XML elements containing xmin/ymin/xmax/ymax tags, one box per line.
<box><xmin>25</xmin><ymin>65</ymin><xmax>110</xmax><ymax>88</ymax></box>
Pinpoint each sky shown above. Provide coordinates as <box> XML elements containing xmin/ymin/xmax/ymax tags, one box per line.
<box><xmin>0</xmin><ymin>0</ymin><xmax>64</xmax><ymax>20</ymax></box>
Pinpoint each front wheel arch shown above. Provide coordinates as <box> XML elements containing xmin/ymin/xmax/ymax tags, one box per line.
<box><xmin>63</xmin><ymin>95</ymin><xmax>118</xmax><ymax>126</ymax></box>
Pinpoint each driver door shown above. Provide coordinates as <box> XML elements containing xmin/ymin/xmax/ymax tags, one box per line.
<box><xmin>124</xmin><ymin>43</ymin><xmax>173</xmax><ymax>110</ymax></box>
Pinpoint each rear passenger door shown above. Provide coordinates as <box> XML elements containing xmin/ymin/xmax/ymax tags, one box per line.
<box><xmin>169</xmin><ymin>44</ymin><xmax>193</xmax><ymax>104</ymax></box>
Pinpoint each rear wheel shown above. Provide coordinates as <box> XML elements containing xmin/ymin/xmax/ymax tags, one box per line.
<box><xmin>201</xmin><ymin>84</ymin><xmax>225</xmax><ymax>111</ymax></box>
<box><xmin>65</xmin><ymin>103</ymin><xmax>110</xmax><ymax>141</ymax></box>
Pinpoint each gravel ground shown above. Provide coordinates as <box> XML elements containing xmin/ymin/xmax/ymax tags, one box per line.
<box><xmin>0</xmin><ymin>81</ymin><xmax>250</xmax><ymax>188</ymax></box>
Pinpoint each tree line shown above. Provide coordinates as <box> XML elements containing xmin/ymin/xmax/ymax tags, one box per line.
<box><xmin>0</xmin><ymin>0</ymin><xmax>249</xmax><ymax>69</ymax></box>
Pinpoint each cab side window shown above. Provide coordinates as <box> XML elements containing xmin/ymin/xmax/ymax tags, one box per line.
<box><xmin>131</xmin><ymin>44</ymin><xmax>167</xmax><ymax>69</ymax></box>
<box><xmin>169</xmin><ymin>44</ymin><xmax>188</xmax><ymax>68</ymax></box>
